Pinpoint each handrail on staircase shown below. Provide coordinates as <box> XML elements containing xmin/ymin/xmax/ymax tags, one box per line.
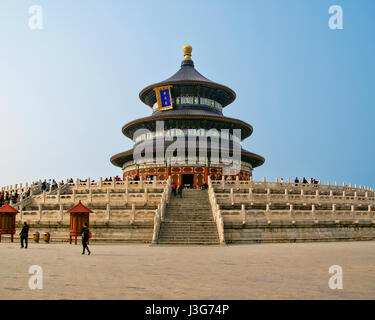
<box><xmin>208</xmin><ymin>176</ymin><xmax>226</xmax><ymax>245</ymax></box>
<box><xmin>152</xmin><ymin>177</ymin><xmax>172</xmax><ymax>244</ymax></box>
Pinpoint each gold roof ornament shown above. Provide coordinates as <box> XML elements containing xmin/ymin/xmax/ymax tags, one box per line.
<box><xmin>183</xmin><ymin>45</ymin><xmax>192</xmax><ymax>60</ymax></box>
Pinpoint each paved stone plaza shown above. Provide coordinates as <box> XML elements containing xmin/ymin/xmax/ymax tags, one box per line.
<box><xmin>0</xmin><ymin>241</ymin><xmax>374</xmax><ymax>299</ymax></box>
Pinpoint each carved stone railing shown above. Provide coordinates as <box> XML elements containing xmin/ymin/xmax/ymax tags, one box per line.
<box><xmin>210</xmin><ymin>177</ymin><xmax>374</xmax><ymax>195</ymax></box>
<box><xmin>215</xmin><ymin>191</ymin><xmax>375</xmax><ymax>205</ymax></box>
<box><xmin>31</xmin><ymin>191</ymin><xmax>164</xmax><ymax>206</ymax></box>
<box><xmin>208</xmin><ymin>177</ymin><xmax>225</xmax><ymax>244</ymax></box>
<box><xmin>152</xmin><ymin>177</ymin><xmax>171</xmax><ymax>244</ymax></box>
<box><xmin>67</xmin><ymin>177</ymin><xmax>168</xmax><ymax>192</ymax></box>
<box><xmin>19</xmin><ymin>207</ymin><xmax>158</xmax><ymax>225</ymax></box>
<box><xmin>218</xmin><ymin>206</ymin><xmax>375</xmax><ymax>225</ymax></box>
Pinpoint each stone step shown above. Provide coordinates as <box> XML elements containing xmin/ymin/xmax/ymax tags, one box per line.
<box><xmin>165</xmin><ymin>218</ymin><xmax>212</xmax><ymax>220</ymax></box>
<box><xmin>160</xmin><ymin>232</ymin><xmax>217</xmax><ymax>235</ymax></box>
<box><xmin>164</xmin><ymin>218</ymin><xmax>213</xmax><ymax>221</ymax></box>
<box><xmin>161</xmin><ymin>222</ymin><xmax>215</xmax><ymax>224</ymax></box>
<box><xmin>160</xmin><ymin>230</ymin><xmax>217</xmax><ymax>233</ymax></box>
<box><xmin>158</xmin><ymin>234</ymin><xmax>219</xmax><ymax>238</ymax></box>
<box><xmin>159</xmin><ymin>237</ymin><xmax>218</xmax><ymax>241</ymax></box>
<box><xmin>167</xmin><ymin>206</ymin><xmax>210</xmax><ymax>208</ymax></box>
<box><xmin>157</xmin><ymin>241</ymin><xmax>219</xmax><ymax>245</ymax></box>
<box><xmin>157</xmin><ymin>189</ymin><xmax>219</xmax><ymax>246</ymax></box>
<box><xmin>162</xmin><ymin>224</ymin><xmax>215</xmax><ymax>226</ymax></box>
<box><xmin>167</xmin><ymin>209</ymin><xmax>211</xmax><ymax>211</ymax></box>
<box><xmin>165</xmin><ymin>215</ymin><xmax>212</xmax><ymax>218</ymax></box>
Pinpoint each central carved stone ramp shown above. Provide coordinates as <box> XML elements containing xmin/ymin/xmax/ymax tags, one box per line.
<box><xmin>158</xmin><ymin>189</ymin><xmax>220</xmax><ymax>245</ymax></box>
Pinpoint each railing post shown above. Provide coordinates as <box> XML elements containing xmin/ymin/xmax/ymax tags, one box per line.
<box><xmin>106</xmin><ymin>203</ymin><xmax>110</xmax><ymax>222</ymax></box>
<box><xmin>332</xmin><ymin>204</ymin><xmax>337</xmax><ymax>222</ymax></box>
<box><xmin>241</xmin><ymin>204</ymin><xmax>246</xmax><ymax>225</ymax></box>
<box><xmin>249</xmin><ymin>188</ymin><xmax>253</xmax><ymax>201</ymax></box>
<box><xmin>60</xmin><ymin>204</ymin><xmax>64</xmax><ymax>221</ymax></box>
<box><xmin>290</xmin><ymin>204</ymin><xmax>294</xmax><ymax>223</ymax></box>
<box><xmin>38</xmin><ymin>204</ymin><xmax>42</xmax><ymax>221</ymax></box>
<box><xmin>312</xmin><ymin>204</ymin><xmax>317</xmax><ymax>223</ymax></box>
<box><xmin>131</xmin><ymin>204</ymin><xmax>136</xmax><ymax>223</ymax></box>
<box><xmin>266</xmin><ymin>204</ymin><xmax>271</xmax><ymax>223</ymax></box>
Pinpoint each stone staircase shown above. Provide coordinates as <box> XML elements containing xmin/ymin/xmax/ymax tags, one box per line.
<box><xmin>157</xmin><ymin>189</ymin><xmax>220</xmax><ymax>245</ymax></box>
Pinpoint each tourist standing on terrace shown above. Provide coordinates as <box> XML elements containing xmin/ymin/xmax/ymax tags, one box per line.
<box><xmin>172</xmin><ymin>183</ymin><xmax>177</xmax><ymax>196</ymax></box>
<box><xmin>20</xmin><ymin>222</ymin><xmax>29</xmax><ymax>249</ymax></box>
<box><xmin>178</xmin><ymin>184</ymin><xmax>183</xmax><ymax>198</ymax></box>
<box><xmin>81</xmin><ymin>223</ymin><xmax>91</xmax><ymax>255</ymax></box>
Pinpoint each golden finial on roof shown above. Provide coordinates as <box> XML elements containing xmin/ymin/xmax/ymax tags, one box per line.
<box><xmin>183</xmin><ymin>45</ymin><xmax>192</xmax><ymax>60</ymax></box>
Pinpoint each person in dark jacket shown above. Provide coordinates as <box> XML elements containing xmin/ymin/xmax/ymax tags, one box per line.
<box><xmin>178</xmin><ymin>184</ymin><xmax>183</xmax><ymax>198</ymax></box>
<box><xmin>81</xmin><ymin>222</ymin><xmax>91</xmax><ymax>255</ymax></box>
<box><xmin>20</xmin><ymin>222</ymin><xmax>29</xmax><ymax>249</ymax></box>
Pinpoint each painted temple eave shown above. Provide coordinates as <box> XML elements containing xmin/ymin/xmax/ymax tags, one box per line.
<box><xmin>110</xmin><ymin>148</ymin><xmax>265</xmax><ymax>169</ymax></box>
<box><xmin>121</xmin><ymin>114</ymin><xmax>254</xmax><ymax>140</ymax></box>
<box><xmin>139</xmin><ymin>80</ymin><xmax>236</xmax><ymax>109</ymax></box>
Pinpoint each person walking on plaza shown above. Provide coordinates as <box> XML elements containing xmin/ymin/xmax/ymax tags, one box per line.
<box><xmin>178</xmin><ymin>184</ymin><xmax>183</xmax><ymax>198</ymax></box>
<box><xmin>81</xmin><ymin>222</ymin><xmax>91</xmax><ymax>255</ymax></box>
<box><xmin>20</xmin><ymin>222</ymin><xmax>29</xmax><ymax>249</ymax></box>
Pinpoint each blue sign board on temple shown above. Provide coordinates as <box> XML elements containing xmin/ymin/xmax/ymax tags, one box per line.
<box><xmin>154</xmin><ymin>85</ymin><xmax>174</xmax><ymax>111</ymax></box>
<box><xmin>160</xmin><ymin>89</ymin><xmax>171</xmax><ymax>108</ymax></box>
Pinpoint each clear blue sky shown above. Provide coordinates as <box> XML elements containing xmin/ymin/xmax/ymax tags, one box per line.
<box><xmin>0</xmin><ymin>0</ymin><xmax>374</xmax><ymax>188</ymax></box>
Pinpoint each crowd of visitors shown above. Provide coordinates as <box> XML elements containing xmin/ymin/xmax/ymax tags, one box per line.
<box><xmin>41</xmin><ymin>179</ymin><xmax>60</xmax><ymax>192</ymax></box>
<box><xmin>171</xmin><ymin>183</ymin><xmax>184</xmax><ymax>198</ymax></box>
<box><xmin>0</xmin><ymin>188</ymin><xmax>31</xmax><ymax>206</ymax></box>
<box><xmin>293</xmin><ymin>177</ymin><xmax>319</xmax><ymax>185</ymax></box>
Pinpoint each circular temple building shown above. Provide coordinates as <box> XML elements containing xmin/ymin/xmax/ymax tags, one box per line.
<box><xmin>110</xmin><ymin>46</ymin><xmax>265</xmax><ymax>188</ymax></box>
